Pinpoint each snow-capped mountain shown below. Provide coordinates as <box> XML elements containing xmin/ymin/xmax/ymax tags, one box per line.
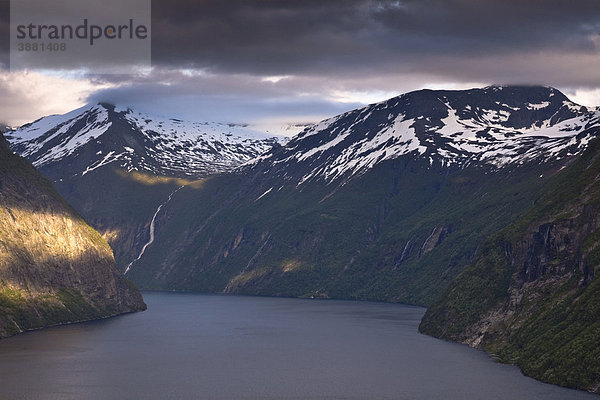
<box><xmin>248</xmin><ymin>86</ymin><xmax>600</xmax><ymax>184</ymax></box>
<box><xmin>5</xmin><ymin>103</ymin><xmax>287</xmax><ymax>273</ymax></box>
<box><xmin>126</xmin><ymin>86</ymin><xmax>600</xmax><ymax>304</ymax></box>
<box><xmin>7</xmin><ymin>103</ymin><xmax>285</xmax><ymax>179</ymax></box>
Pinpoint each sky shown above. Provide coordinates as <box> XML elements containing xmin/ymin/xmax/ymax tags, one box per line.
<box><xmin>1</xmin><ymin>0</ymin><xmax>600</xmax><ymax>134</ymax></box>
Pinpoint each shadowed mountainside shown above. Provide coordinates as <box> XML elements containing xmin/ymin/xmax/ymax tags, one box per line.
<box><xmin>420</xmin><ymin>137</ymin><xmax>600</xmax><ymax>393</ymax></box>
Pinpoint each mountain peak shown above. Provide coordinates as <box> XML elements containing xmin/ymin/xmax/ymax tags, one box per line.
<box><xmin>8</xmin><ymin>104</ymin><xmax>284</xmax><ymax>179</ymax></box>
<box><xmin>395</xmin><ymin>85</ymin><xmax>570</xmax><ymax>109</ymax></box>
<box><xmin>251</xmin><ymin>85</ymin><xmax>599</xmax><ymax>184</ymax></box>
<box><xmin>97</xmin><ymin>101</ymin><xmax>116</xmax><ymax>110</ymax></box>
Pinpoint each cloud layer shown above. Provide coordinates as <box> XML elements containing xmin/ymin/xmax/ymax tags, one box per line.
<box><xmin>148</xmin><ymin>0</ymin><xmax>600</xmax><ymax>85</ymax></box>
<box><xmin>1</xmin><ymin>0</ymin><xmax>599</xmax><ymax>128</ymax></box>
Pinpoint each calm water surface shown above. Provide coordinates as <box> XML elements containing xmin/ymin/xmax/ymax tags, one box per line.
<box><xmin>0</xmin><ymin>292</ymin><xmax>595</xmax><ymax>400</ymax></box>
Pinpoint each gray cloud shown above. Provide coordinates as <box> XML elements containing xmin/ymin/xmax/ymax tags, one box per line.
<box><xmin>86</xmin><ymin>71</ymin><xmax>363</xmax><ymax>123</ymax></box>
<box><xmin>3</xmin><ymin>0</ymin><xmax>600</xmax><ymax>84</ymax></box>
<box><xmin>0</xmin><ymin>0</ymin><xmax>8</xmax><ymax>68</ymax></box>
<box><xmin>1</xmin><ymin>0</ymin><xmax>600</xmax><ymax>127</ymax></box>
<box><xmin>148</xmin><ymin>0</ymin><xmax>600</xmax><ymax>83</ymax></box>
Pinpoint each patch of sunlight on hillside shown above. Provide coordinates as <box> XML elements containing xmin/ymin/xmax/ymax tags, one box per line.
<box><xmin>115</xmin><ymin>169</ymin><xmax>206</xmax><ymax>189</ymax></box>
<box><xmin>0</xmin><ymin>206</ymin><xmax>110</xmax><ymax>270</ymax></box>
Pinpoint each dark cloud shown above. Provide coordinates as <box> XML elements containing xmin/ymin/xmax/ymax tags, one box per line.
<box><xmin>0</xmin><ymin>0</ymin><xmax>8</xmax><ymax>68</ymax></box>
<box><xmin>86</xmin><ymin>71</ymin><xmax>363</xmax><ymax>123</ymax></box>
<box><xmin>1</xmin><ymin>0</ymin><xmax>599</xmax><ymax>127</ymax></box>
<box><xmin>2</xmin><ymin>0</ymin><xmax>599</xmax><ymax>85</ymax></box>
<box><xmin>148</xmin><ymin>0</ymin><xmax>600</xmax><ymax>83</ymax></box>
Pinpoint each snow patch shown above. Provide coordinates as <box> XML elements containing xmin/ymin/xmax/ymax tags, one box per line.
<box><xmin>255</xmin><ymin>187</ymin><xmax>273</xmax><ymax>201</ymax></box>
<box><xmin>526</xmin><ymin>101</ymin><xmax>551</xmax><ymax>110</ymax></box>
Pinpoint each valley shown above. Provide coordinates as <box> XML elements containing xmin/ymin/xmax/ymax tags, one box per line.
<box><xmin>5</xmin><ymin>85</ymin><xmax>600</xmax><ymax>393</ymax></box>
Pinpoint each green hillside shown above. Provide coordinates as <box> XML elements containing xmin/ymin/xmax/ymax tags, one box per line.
<box><xmin>420</xmin><ymin>137</ymin><xmax>600</xmax><ymax>392</ymax></box>
<box><xmin>127</xmin><ymin>156</ymin><xmax>559</xmax><ymax>306</ymax></box>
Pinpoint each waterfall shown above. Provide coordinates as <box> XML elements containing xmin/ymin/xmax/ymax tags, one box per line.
<box><xmin>125</xmin><ymin>186</ymin><xmax>184</xmax><ymax>274</ymax></box>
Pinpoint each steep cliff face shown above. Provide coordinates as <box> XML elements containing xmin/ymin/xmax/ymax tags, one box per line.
<box><xmin>420</xmin><ymin>137</ymin><xmax>600</xmax><ymax>392</ymax></box>
<box><xmin>0</xmin><ymin>133</ymin><xmax>145</xmax><ymax>338</ymax></box>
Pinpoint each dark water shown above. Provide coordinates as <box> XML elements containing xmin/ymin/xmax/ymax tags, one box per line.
<box><xmin>0</xmin><ymin>293</ymin><xmax>595</xmax><ymax>400</ymax></box>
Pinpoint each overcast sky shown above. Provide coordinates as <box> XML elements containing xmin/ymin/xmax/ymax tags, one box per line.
<box><xmin>1</xmin><ymin>0</ymin><xmax>600</xmax><ymax>133</ymax></box>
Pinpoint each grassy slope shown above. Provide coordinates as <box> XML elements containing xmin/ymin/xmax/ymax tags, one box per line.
<box><xmin>420</xmin><ymin>137</ymin><xmax>600</xmax><ymax>392</ymax></box>
<box><xmin>128</xmin><ymin>156</ymin><xmax>555</xmax><ymax>306</ymax></box>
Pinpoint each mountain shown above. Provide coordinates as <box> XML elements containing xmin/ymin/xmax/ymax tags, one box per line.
<box><xmin>0</xmin><ymin>132</ymin><xmax>145</xmax><ymax>338</ymax></box>
<box><xmin>8</xmin><ymin>103</ymin><xmax>283</xmax><ymax>179</ymax></box>
<box><xmin>420</xmin><ymin>136</ymin><xmax>600</xmax><ymax>393</ymax></box>
<box><xmin>246</xmin><ymin>85</ymin><xmax>596</xmax><ymax>183</ymax></box>
<box><xmin>6</xmin><ymin>104</ymin><xmax>285</xmax><ymax>268</ymax></box>
<box><xmin>119</xmin><ymin>86</ymin><xmax>600</xmax><ymax>306</ymax></box>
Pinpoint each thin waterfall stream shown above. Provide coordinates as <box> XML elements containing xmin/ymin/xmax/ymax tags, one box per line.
<box><xmin>125</xmin><ymin>186</ymin><xmax>184</xmax><ymax>274</ymax></box>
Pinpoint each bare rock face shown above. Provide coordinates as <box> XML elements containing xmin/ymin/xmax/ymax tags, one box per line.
<box><xmin>0</xmin><ymin>133</ymin><xmax>145</xmax><ymax>338</ymax></box>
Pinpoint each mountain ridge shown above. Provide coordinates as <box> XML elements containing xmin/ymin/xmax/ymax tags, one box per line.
<box><xmin>244</xmin><ymin>85</ymin><xmax>599</xmax><ymax>186</ymax></box>
<box><xmin>6</xmin><ymin>104</ymin><xmax>287</xmax><ymax>270</ymax></box>
<box><xmin>7</xmin><ymin>102</ymin><xmax>285</xmax><ymax>180</ymax></box>
<box><xmin>419</xmin><ymin>135</ymin><xmax>600</xmax><ymax>393</ymax></box>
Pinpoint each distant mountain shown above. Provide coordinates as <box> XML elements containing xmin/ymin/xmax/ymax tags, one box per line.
<box><xmin>119</xmin><ymin>86</ymin><xmax>600</xmax><ymax>392</ymax></box>
<box><xmin>246</xmin><ymin>85</ymin><xmax>597</xmax><ymax>184</ymax></box>
<box><xmin>0</xmin><ymin>132</ymin><xmax>145</xmax><ymax>338</ymax></box>
<box><xmin>7</xmin><ymin>104</ymin><xmax>285</xmax><ymax>269</ymax></box>
<box><xmin>8</xmin><ymin>103</ymin><xmax>284</xmax><ymax>180</ymax></box>
<box><xmin>121</xmin><ymin>86</ymin><xmax>600</xmax><ymax>306</ymax></box>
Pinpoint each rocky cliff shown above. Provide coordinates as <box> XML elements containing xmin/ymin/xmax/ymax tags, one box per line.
<box><xmin>0</xmin><ymin>133</ymin><xmax>145</xmax><ymax>338</ymax></box>
<box><xmin>420</xmin><ymin>137</ymin><xmax>600</xmax><ymax>393</ymax></box>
